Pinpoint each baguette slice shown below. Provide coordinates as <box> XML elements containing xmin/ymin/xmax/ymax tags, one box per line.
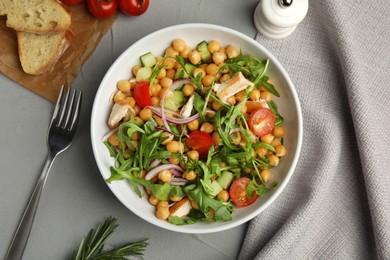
<box><xmin>0</xmin><ymin>0</ymin><xmax>71</xmax><ymax>34</ymax></box>
<box><xmin>17</xmin><ymin>30</ymin><xmax>73</xmax><ymax>75</ymax></box>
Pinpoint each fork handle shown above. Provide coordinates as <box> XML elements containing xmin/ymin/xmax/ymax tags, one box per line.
<box><xmin>5</xmin><ymin>152</ymin><xmax>57</xmax><ymax>260</ymax></box>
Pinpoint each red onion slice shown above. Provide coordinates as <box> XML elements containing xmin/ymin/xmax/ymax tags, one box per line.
<box><xmin>144</xmin><ymin>164</ymin><xmax>183</xmax><ymax>180</ymax></box>
<box><xmin>170</xmin><ymin>177</ymin><xmax>190</xmax><ymax>186</ymax></box>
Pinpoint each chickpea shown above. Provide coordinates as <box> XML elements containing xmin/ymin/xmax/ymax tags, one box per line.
<box><xmin>227</xmin><ymin>96</ymin><xmax>236</xmax><ymax>106</ymax></box>
<box><xmin>156</xmin><ymin>207</ymin><xmax>170</xmax><ymax>220</ymax></box>
<box><xmin>256</xmin><ymin>146</ymin><xmax>268</xmax><ymax>157</ymax></box>
<box><xmin>157</xmin><ymin>200</ymin><xmax>169</xmax><ymax>209</ymax></box>
<box><xmin>150</xmin><ymin>83</ymin><xmax>162</xmax><ymax>97</ymax></box>
<box><xmin>212</xmin><ymin>100</ymin><xmax>223</xmax><ymax>111</ymax></box>
<box><xmin>226</xmin><ymin>45</ymin><xmax>239</xmax><ymax>58</ymax></box>
<box><xmin>133</xmin><ymin>106</ymin><xmax>141</xmax><ymax>116</ymax></box>
<box><xmin>108</xmin><ymin>134</ymin><xmax>120</xmax><ymax>147</ymax></box>
<box><xmin>120</xmin><ymin>96</ymin><xmax>136</xmax><ymax>107</ymax></box>
<box><xmin>240</xmin><ymin>104</ymin><xmax>247</xmax><ymax>114</ymax></box>
<box><xmin>163</xmin><ymin>58</ymin><xmax>176</xmax><ymax>70</ymax></box>
<box><xmin>219</xmin><ymin>73</ymin><xmax>231</xmax><ymax>83</ymax></box>
<box><xmin>217</xmin><ymin>190</ymin><xmax>229</xmax><ymax>202</ymax></box>
<box><xmin>212</xmin><ymin>131</ymin><xmax>222</xmax><ymax>146</ymax></box>
<box><xmin>183</xmin><ymin>170</ymin><xmax>197</xmax><ymax>181</ymax></box>
<box><xmin>192</xmin><ymin>68</ymin><xmax>206</xmax><ymax>78</ymax></box>
<box><xmin>138</xmin><ymin>108</ymin><xmax>152</xmax><ymax>122</ymax></box>
<box><xmin>208</xmin><ymin>40</ymin><xmax>220</xmax><ymax>53</ymax></box>
<box><xmin>153</xmin><ymin>115</ymin><xmax>164</xmax><ymax>126</ymax></box>
<box><xmin>249</xmin><ymin>89</ymin><xmax>261</xmax><ymax>101</ymax></box>
<box><xmin>166</xmin><ymin>68</ymin><xmax>176</xmax><ymax>79</ymax></box>
<box><xmin>202</xmin><ymin>74</ymin><xmax>214</xmax><ymax>87</ymax></box>
<box><xmin>148</xmin><ymin>194</ymin><xmax>159</xmax><ymax>206</ymax></box>
<box><xmin>200</xmin><ymin>122</ymin><xmax>214</xmax><ymax>133</ymax></box>
<box><xmin>117</xmin><ymin>80</ymin><xmax>131</xmax><ymax>93</ymax></box>
<box><xmin>212</xmin><ymin>51</ymin><xmax>226</xmax><ymax>65</ymax></box>
<box><xmin>158</xmin><ymin>169</ymin><xmax>172</xmax><ymax>183</ymax></box>
<box><xmin>261</xmin><ymin>133</ymin><xmax>274</xmax><ymax>144</ymax></box>
<box><xmin>156</xmin><ymin>68</ymin><xmax>167</xmax><ymax>79</ymax></box>
<box><xmin>170</xmin><ymin>195</ymin><xmax>183</xmax><ymax>202</ymax></box>
<box><xmin>113</xmin><ymin>91</ymin><xmax>126</xmax><ymax>103</ymax></box>
<box><xmin>132</xmin><ymin>64</ymin><xmax>141</xmax><ymax>76</ymax></box>
<box><xmin>151</xmin><ymin>96</ymin><xmax>161</xmax><ymax>106</ymax></box>
<box><xmin>189</xmin><ymin>50</ymin><xmax>201</xmax><ymax>64</ymax></box>
<box><xmin>260</xmin><ymin>170</ymin><xmax>271</xmax><ymax>183</ymax></box>
<box><xmin>165</xmin><ymin>46</ymin><xmax>179</xmax><ymax>57</ymax></box>
<box><xmin>166</xmin><ymin>141</ymin><xmax>180</xmax><ymax>153</ymax></box>
<box><xmin>187</xmin><ymin>119</ymin><xmax>199</xmax><ymax>131</ymax></box>
<box><xmin>235</xmin><ymin>90</ymin><xmax>246</xmax><ymax>102</ymax></box>
<box><xmin>268</xmin><ymin>154</ymin><xmax>280</xmax><ymax>166</ymax></box>
<box><xmin>275</xmin><ymin>145</ymin><xmax>287</xmax><ymax>157</ymax></box>
<box><xmin>273</xmin><ymin>126</ymin><xmax>285</xmax><ymax>137</ymax></box>
<box><xmin>169</xmin><ymin>156</ymin><xmax>180</xmax><ymax>165</ymax></box>
<box><xmin>172</xmin><ymin>38</ymin><xmax>186</xmax><ymax>52</ymax></box>
<box><xmin>180</xmin><ymin>45</ymin><xmax>192</xmax><ymax>59</ymax></box>
<box><xmin>187</xmin><ymin>150</ymin><xmax>199</xmax><ymax>160</ymax></box>
<box><xmin>131</xmin><ymin>131</ymin><xmax>140</xmax><ymax>140</ymax></box>
<box><xmin>270</xmin><ymin>138</ymin><xmax>281</xmax><ymax>147</ymax></box>
<box><xmin>178</xmin><ymin>142</ymin><xmax>185</xmax><ymax>154</ymax></box>
<box><xmin>160</xmin><ymin>77</ymin><xmax>173</xmax><ymax>88</ymax></box>
<box><xmin>260</xmin><ymin>91</ymin><xmax>273</xmax><ymax>102</ymax></box>
<box><xmin>206</xmin><ymin>63</ymin><xmax>219</xmax><ymax>75</ymax></box>
<box><xmin>182</xmin><ymin>84</ymin><xmax>195</xmax><ymax>96</ymax></box>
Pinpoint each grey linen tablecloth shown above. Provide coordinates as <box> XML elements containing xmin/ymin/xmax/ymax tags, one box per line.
<box><xmin>239</xmin><ymin>1</ymin><xmax>390</xmax><ymax>259</ymax></box>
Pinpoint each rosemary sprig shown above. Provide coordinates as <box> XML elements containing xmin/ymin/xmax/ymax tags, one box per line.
<box><xmin>71</xmin><ymin>217</ymin><xmax>149</xmax><ymax>260</ymax></box>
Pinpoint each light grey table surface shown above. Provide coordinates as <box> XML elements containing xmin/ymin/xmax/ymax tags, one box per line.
<box><xmin>0</xmin><ymin>1</ymin><xmax>260</xmax><ymax>259</ymax></box>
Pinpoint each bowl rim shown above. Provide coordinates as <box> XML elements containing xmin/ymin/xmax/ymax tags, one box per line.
<box><xmin>91</xmin><ymin>22</ymin><xmax>303</xmax><ymax>234</ymax></box>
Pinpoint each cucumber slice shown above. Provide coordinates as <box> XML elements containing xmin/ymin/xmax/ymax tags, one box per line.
<box><xmin>216</xmin><ymin>171</ymin><xmax>234</xmax><ymax>190</ymax></box>
<box><xmin>136</xmin><ymin>67</ymin><xmax>152</xmax><ymax>82</ymax></box>
<box><xmin>175</xmin><ymin>68</ymin><xmax>188</xmax><ymax>79</ymax></box>
<box><xmin>210</xmin><ymin>180</ymin><xmax>223</xmax><ymax>197</ymax></box>
<box><xmin>197</xmin><ymin>41</ymin><xmax>212</xmax><ymax>63</ymax></box>
<box><xmin>164</xmin><ymin>90</ymin><xmax>184</xmax><ymax>111</ymax></box>
<box><xmin>140</xmin><ymin>52</ymin><xmax>156</xmax><ymax>67</ymax></box>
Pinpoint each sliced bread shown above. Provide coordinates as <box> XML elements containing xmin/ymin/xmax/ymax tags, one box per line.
<box><xmin>0</xmin><ymin>0</ymin><xmax>71</xmax><ymax>34</ymax></box>
<box><xmin>17</xmin><ymin>30</ymin><xmax>73</xmax><ymax>75</ymax></box>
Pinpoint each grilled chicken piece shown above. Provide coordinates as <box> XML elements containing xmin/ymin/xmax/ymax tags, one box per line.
<box><xmin>213</xmin><ymin>72</ymin><xmax>254</xmax><ymax>103</ymax></box>
<box><xmin>180</xmin><ymin>95</ymin><xmax>195</xmax><ymax>118</ymax></box>
<box><xmin>169</xmin><ymin>198</ymin><xmax>192</xmax><ymax>218</ymax></box>
<box><xmin>108</xmin><ymin>103</ymin><xmax>134</xmax><ymax>128</ymax></box>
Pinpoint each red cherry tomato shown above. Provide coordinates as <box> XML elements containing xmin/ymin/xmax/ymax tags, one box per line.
<box><xmin>229</xmin><ymin>177</ymin><xmax>258</xmax><ymax>207</ymax></box>
<box><xmin>133</xmin><ymin>82</ymin><xmax>152</xmax><ymax>108</ymax></box>
<box><xmin>61</xmin><ymin>0</ymin><xmax>83</xmax><ymax>5</ymax></box>
<box><xmin>118</xmin><ymin>0</ymin><xmax>149</xmax><ymax>16</ymax></box>
<box><xmin>248</xmin><ymin>108</ymin><xmax>276</xmax><ymax>137</ymax></box>
<box><xmin>185</xmin><ymin>131</ymin><xmax>213</xmax><ymax>159</ymax></box>
<box><xmin>87</xmin><ymin>0</ymin><xmax>118</xmax><ymax>18</ymax></box>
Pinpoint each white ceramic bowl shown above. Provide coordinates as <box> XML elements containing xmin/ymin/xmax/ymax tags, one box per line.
<box><xmin>91</xmin><ymin>23</ymin><xmax>302</xmax><ymax>234</ymax></box>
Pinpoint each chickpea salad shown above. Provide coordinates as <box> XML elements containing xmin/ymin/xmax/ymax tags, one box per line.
<box><xmin>104</xmin><ymin>39</ymin><xmax>286</xmax><ymax>225</ymax></box>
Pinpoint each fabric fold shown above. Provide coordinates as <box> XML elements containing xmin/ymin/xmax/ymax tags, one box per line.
<box><xmin>239</xmin><ymin>1</ymin><xmax>390</xmax><ymax>259</ymax></box>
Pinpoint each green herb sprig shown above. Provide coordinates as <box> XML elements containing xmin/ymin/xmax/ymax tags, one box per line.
<box><xmin>71</xmin><ymin>217</ymin><xmax>148</xmax><ymax>260</ymax></box>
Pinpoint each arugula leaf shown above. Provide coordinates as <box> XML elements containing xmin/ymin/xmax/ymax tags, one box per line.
<box><xmin>184</xmin><ymin>184</ymin><xmax>233</xmax><ymax>221</ymax></box>
<box><xmin>268</xmin><ymin>100</ymin><xmax>284</xmax><ymax>126</ymax></box>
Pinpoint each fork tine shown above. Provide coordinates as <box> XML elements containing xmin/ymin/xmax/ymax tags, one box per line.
<box><xmin>51</xmin><ymin>86</ymin><xmax>65</xmax><ymax>125</ymax></box>
<box><xmin>62</xmin><ymin>88</ymin><xmax>76</xmax><ymax>129</ymax></box>
<box><xmin>56</xmin><ymin>87</ymin><xmax>71</xmax><ymax>127</ymax></box>
<box><xmin>68</xmin><ymin>90</ymin><xmax>82</xmax><ymax>131</ymax></box>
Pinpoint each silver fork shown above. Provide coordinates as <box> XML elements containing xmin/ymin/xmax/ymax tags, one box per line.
<box><xmin>5</xmin><ymin>86</ymin><xmax>82</xmax><ymax>260</ymax></box>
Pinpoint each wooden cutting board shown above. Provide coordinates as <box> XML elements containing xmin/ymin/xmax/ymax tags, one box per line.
<box><xmin>0</xmin><ymin>3</ymin><xmax>117</xmax><ymax>103</ymax></box>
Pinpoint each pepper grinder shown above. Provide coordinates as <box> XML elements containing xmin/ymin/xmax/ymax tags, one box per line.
<box><xmin>254</xmin><ymin>0</ymin><xmax>309</xmax><ymax>39</ymax></box>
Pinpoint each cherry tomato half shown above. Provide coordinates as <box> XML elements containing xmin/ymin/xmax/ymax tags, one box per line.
<box><xmin>248</xmin><ymin>108</ymin><xmax>276</xmax><ymax>137</ymax></box>
<box><xmin>133</xmin><ymin>82</ymin><xmax>152</xmax><ymax>108</ymax></box>
<box><xmin>87</xmin><ymin>0</ymin><xmax>118</xmax><ymax>19</ymax></box>
<box><xmin>118</xmin><ymin>0</ymin><xmax>149</xmax><ymax>16</ymax></box>
<box><xmin>185</xmin><ymin>130</ymin><xmax>213</xmax><ymax>159</ymax></box>
<box><xmin>61</xmin><ymin>0</ymin><xmax>83</xmax><ymax>5</ymax></box>
<box><xmin>229</xmin><ymin>177</ymin><xmax>258</xmax><ymax>207</ymax></box>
